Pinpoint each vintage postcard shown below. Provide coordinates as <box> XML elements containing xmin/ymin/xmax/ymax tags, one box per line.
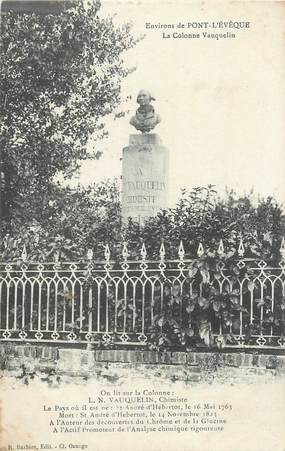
<box><xmin>0</xmin><ymin>1</ymin><xmax>284</xmax><ymax>450</ymax></box>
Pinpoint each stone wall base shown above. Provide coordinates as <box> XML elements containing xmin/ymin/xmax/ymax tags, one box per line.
<box><xmin>1</xmin><ymin>344</ymin><xmax>285</xmax><ymax>381</ymax></box>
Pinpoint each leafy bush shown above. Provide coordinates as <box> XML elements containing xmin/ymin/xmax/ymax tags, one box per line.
<box><xmin>1</xmin><ymin>182</ymin><xmax>284</xmax><ymax>262</ymax></box>
<box><xmin>144</xmin><ymin>256</ymin><xmax>285</xmax><ymax>350</ymax></box>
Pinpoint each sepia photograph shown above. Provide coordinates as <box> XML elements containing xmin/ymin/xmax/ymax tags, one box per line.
<box><xmin>0</xmin><ymin>1</ymin><xmax>285</xmax><ymax>450</ymax></box>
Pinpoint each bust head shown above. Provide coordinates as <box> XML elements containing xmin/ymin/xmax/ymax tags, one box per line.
<box><xmin>130</xmin><ymin>89</ymin><xmax>161</xmax><ymax>133</ymax></box>
<box><xmin>137</xmin><ymin>89</ymin><xmax>155</xmax><ymax>107</ymax></box>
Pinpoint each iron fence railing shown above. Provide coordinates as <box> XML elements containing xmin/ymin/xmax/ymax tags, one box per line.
<box><xmin>0</xmin><ymin>239</ymin><xmax>285</xmax><ymax>349</ymax></box>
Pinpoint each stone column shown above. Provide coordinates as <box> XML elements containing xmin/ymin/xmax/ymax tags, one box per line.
<box><xmin>122</xmin><ymin>133</ymin><xmax>169</xmax><ymax>224</ymax></box>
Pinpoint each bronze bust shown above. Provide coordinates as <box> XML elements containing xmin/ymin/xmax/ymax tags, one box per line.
<box><xmin>130</xmin><ymin>89</ymin><xmax>161</xmax><ymax>133</ymax></box>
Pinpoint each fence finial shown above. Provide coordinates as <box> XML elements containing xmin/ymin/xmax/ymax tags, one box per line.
<box><xmin>238</xmin><ymin>237</ymin><xmax>245</xmax><ymax>257</ymax></box>
<box><xmin>122</xmin><ymin>242</ymin><xmax>129</xmax><ymax>260</ymax></box>
<box><xmin>21</xmin><ymin>245</ymin><xmax>27</xmax><ymax>262</ymax></box>
<box><xmin>54</xmin><ymin>250</ymin><xmax>60</xmax><ymax>262</ymax></box>
<box><xmin>141</xmin><ymin>242</ymin><xmax>147</xmax><ymax>260</ymax></box>
<box><xmin>280</xmin><ymin>237</ymin><xmax>285</xmax><ymax>261</ymax></box>
<box><xmin>87</xmin><ymin>249</ymin><xmax>93</xmax><ymax>260</ymax></box>
<box><xmin>178</xmin><ymin>240</ymin><xmax>185</xmax><ymax>260</ymax></box>
<box><xmin>104</xmin><ymin>244</ymin><xmax>111</xmax><ymax>261</ymax></box>
<box><xmin>197</xmin><ymin>242</ymin><xmax>204</xmax><ymax>257</ymax></box>
<box><xmin>217</xmin><ymin>239</ymin><xmax>224</xmax><ymax>256</ymax></box>
<box><xmin>159</xmin><ymin>242</ymin><xmax>166</xmax><ymax>260</ymax></box>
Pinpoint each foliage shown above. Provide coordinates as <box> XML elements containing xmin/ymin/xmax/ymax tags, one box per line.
<box><xmin>144</xmin><ymin>256</ymin><xmax>285</xmax><ymax>350</ymax></box>
<box><xmin>0</xmin><ymin>0</ymin><xmax>139</xmax><ymax>217</ymax></box>
<box><xmin>0</xmin><ymin>179</ymin><xmax>121</xmax><ymax>261</ymax></box>
<box><xmin>89</xmin><ymin>254</ymin><xmax>285</xmax><ymax>350</ymax></box>
<box><xmin>1</xmin><ymin>182</ymin><xmax>284</xmax><ymax>262</ymax></box>
<box><xmin>124</xmin><ymin>186</ymin><xmax>285</xmax><ymax>261</ymax></box>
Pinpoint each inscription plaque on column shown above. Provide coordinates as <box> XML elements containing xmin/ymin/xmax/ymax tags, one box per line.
<box><xmin>122</xmin><ymin>133</ymin><xmax>169</xmax><ymax>223</ymax></box>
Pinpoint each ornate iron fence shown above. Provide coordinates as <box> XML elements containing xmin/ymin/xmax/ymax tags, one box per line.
<box><xmin>0</xmin><ymin>239</ymin><xmax>285</xmax><ymax>349</ymax></box>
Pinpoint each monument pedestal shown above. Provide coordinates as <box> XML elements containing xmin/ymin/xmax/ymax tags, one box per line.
<box><xmin>122</xmin><ymin>133</ymin><xmax>169</xmax><ymax>224</ymax></box>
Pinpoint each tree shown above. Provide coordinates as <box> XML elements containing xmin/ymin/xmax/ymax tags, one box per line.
<box><xmin>0</xmin><ymin>0</ymin><xmax>139</xmax><ymax>219</ymax></box>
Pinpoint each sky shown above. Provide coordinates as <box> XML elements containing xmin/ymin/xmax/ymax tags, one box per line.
<box><xmin>72</xmin><ymin>0</ymin><xmax>285</xmax><ymax>206</ymax></box>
